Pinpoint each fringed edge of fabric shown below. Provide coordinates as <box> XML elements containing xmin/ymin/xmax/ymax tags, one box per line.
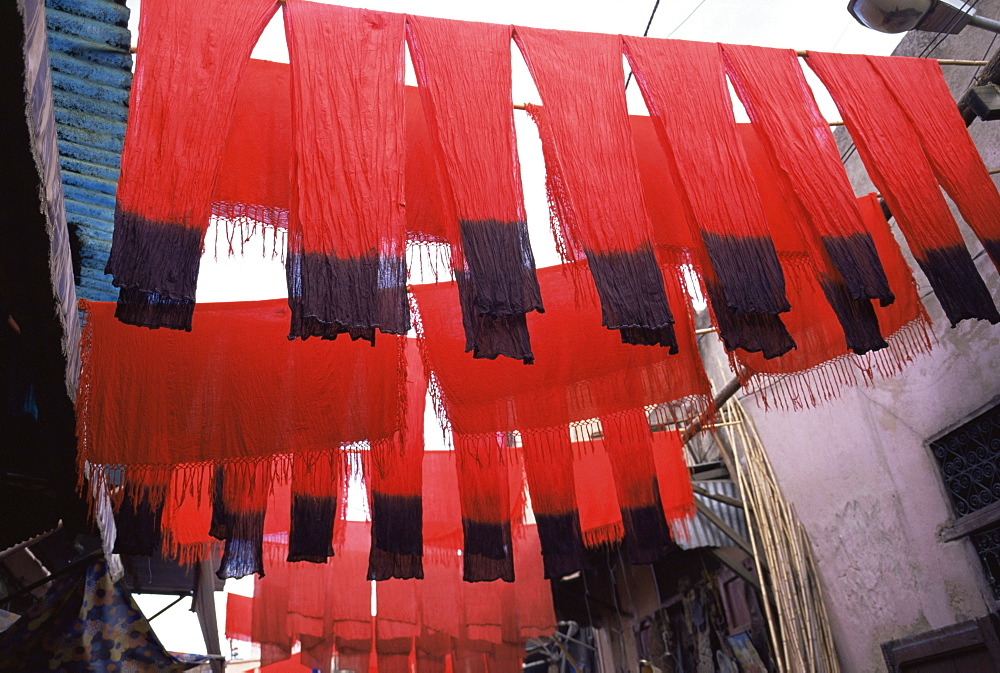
<box><xmin>581</xmin><ymin>522</ymin><xmax>625</xmax><ymax>549</ymax></box>
<box><xmin>737</xmin><ymin>314</ymin><xmax>935</xmax><ymax>411</ymax></box>
<box><xmin>211</xmin><ymin>208</ymin><xmax>287</xmax><ymax>261</ymax></box>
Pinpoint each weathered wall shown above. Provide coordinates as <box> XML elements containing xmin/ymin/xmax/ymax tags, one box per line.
<box><xmin>735</xmin><ymin>7</ymin><xmax>1000</xmax><ymax>671</ymax></box>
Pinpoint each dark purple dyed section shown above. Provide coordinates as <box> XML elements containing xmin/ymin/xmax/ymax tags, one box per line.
<box><xmin>701</xmin><ymin>232</ymin><xmax>789</xmax><ymax>314</ymax></box>
<box><xmin>821</xmin><ymin>233</ymin><xmax>894</xmax><ymax>307</ymax></box>
<box><xmin>456</xmin><ymin>272</ymin><xmax>534</xmax><ymax>363</ymax></box>
<box><xmin>288</xmin><ymin>494</ymin><xmax>336</xmax><ymax>563</ymax></box>
<box><xmin>982</xmin><ymin>239</ymin><xmax>1000</xmax><ymax>275</ymax></box>
<box><xmin>115</xmin><ymin>287</ymin><xmax>195</xmax><ymax>331</ymax></box>
<box><xmin>371</xmin><ymin>493</ymin><xmax>423</xmax><ymax>556</ymax></box>
<box><xmin>112</xmin><ymin>489</ymin><xmax>161</xmax><ymax>556</ymax></box>
<box><xmin>706</xmin><ymin>281</ymin><xmax>796</xmax><ymax>359</ymax></box>
<box><xmin>918</xmin><ymin>245</ymin><xmax>1000</xmax><ymax>326</ymax></box>
<box><xmin>367</xmin><ymin>545</ymin><xmax>423</xmax><ymax>581</ymax></box>
<box><xmin>818</xmin><ymin>276</ymin><xmax>887</xmax><ymax>355</ymax></box>
<box><xmin>621</xmin><ymin>498</ymin><xmax>671</xmax><ymax>566</ymax></box>
<box><xmin>285</xmin><ymin>249</ymin><xmax>409</xmax><ymax>343</ymax></box>
<box><xmin>533</xmin><ymin>511</ymin><xmax>588</xmax><ymax>580</ymax></box>
<box><xmin>459</xmin><ymin>219</ymin><xmax>543</xmax><ymax>315</ymax></box>
<box><xmin>584</xmin><ymin>244</ymin><xmax>676</xmax><ymax>349</ymax></box>
<box><xmin>106</xmin><ymin>208</ymin><xmax>204</xmax><ymax>304</ymax></box>
<box><xmin>462</xmin><ymin>519</ymin><xmax>514</xmax><ymax>582</ymax></box>
<box><xmin>217</xmin><ymin>511</ymin><xmax>266</xmax><ymax>580</ymax></box>
<box><xmin>618</xmin><ymin>325</ymin><xmax>678</xmax><ymax>351</ymax></box>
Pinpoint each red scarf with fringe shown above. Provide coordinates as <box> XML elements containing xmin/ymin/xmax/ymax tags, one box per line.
<box><xmin>283</xmin><ymin>0</ymin><xmax>409</xmax><ymax>343</ymax></box>
<box><xmin>212</xmin><ymin>58</ymin><xmax>292</xmax><ymax>246</ymax></box>
<box><xmin>621</xmin><ymin>37</ymin><xmax>791</xmax><ymax>357</ymax></box>
<box><xmin>454</xmin><ymin>435</ymin><xmax>515</xmax><ymax>582</ymax></box>
<box><xmin>106</xmin><ymin>0</ymin><xmax>279</xmax><ymax>330</ymax></box>
<box><xmin>77</xmin><ymin>298</ymin><xmax>406</xmax><ymax>526</ymax></box>
<box><xmin>574</xmin><ymin>441</ymin><xmax>625</xmax><ymax>549</ymax></box>
<box><xmin>806</xmin><ymin>51</ymin><xmax>999</xmax><ymax>327</ymax></box>
<box><xmin>720</xmin><ymin>44</ymin><xmax>894</xmax><ymax>309</ymax></box>
<box><xmin>869</xmin><ymin>55</ymin><xmax>1000</xmax><ymax>277</ymax></box>
<box><xmin>413</xmin><ymin>262</ymin><xmax>706</xmax><ymax>571</ymax></box>
<box><xmin>366</xmin><ymin>340</ymin><xmax>427</xmax><ymax>581</ymax></box>
<box><xmin>514</xmin><ymin>27</ymin><xmax>676</xmax><ymax>348</ymax></box>
<box><xmin>406</xmin><ymin>16</ymin><xmax>543</xmax><ymax>363</ymax></box>
<box><xmin>287</xmin><ymin>452</ymin><xmax>342</xmax><ymax>564</ymax></box>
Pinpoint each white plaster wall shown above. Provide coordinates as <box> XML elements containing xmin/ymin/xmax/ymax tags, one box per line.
<box><xmin>732</xmin><ymin>9</ymin><xmax>1000</xmax><ymax>670</ymax></box>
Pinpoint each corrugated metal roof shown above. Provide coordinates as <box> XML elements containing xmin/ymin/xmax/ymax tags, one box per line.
<box><xmin>677</xmin><ymin>480</ymin><xmax>750</xmax><ymax>550</ymax></box>
<box><xmin>45</xmin><ymin>0</ymin><xmax>131</xmax><ymax>302</ymax></box>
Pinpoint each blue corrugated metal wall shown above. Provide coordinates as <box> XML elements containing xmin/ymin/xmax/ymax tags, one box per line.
<box><xmin>45</xmin><ymin>0</ymin><xmax>131</xmax><ymax>302</ymax></box>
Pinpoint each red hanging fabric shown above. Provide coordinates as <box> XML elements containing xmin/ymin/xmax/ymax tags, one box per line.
<box><xmin>367</xmin><ymin>340</ymin><xmax>427</xmax><ymax>580</ymax></box>
<box><xmin>327</xmin><ymin>522</ymin><xmax>376</xmax><ymax>643</ymax></box>
<box><xmin>455</xmin><ymin>435</ymin><xmax>515</xmax><ymax>583</ymax></box>
<box><xmin>253</xmin><ymin>544</ymin><xmax>293</xmax><ymax>667</ymax></box>
<box><xmin>106</xmin><ymin>0</ymin><xmax>279</xmax><ymax>330</ymax></box>
<box><xmin>806</xmin><ymin>51</ymin><xmax>999</xmax><ymax>326</ymax></box>
<box><xmin>283</xmin><ymin>0</ymin><xmax>409</xmax><ymax>343</ymax></box>
<box><xmin>212</xmin><ymin>58</ymin><xmax>292</xmax><ymax>241</ymax></box>
<box><xmin>514</xmin><ymin>28</ymin><xmax>676</xmax><ymax>348</ymax></box>
<box><xmin>720</xmin><ymin>43</ymin><xmax>894</xmax><ymax>308</ymax></box>
<box><xmin>520</xmin><ymin>428</ymin><xmax>587</xmax><ymax>579</ymax></box>
<box><xmin>573</xmin><ymin>442</ymin><xmax>625</xmax><ymax>549</ymax></box>
<box><xmin>376</xmin><ymin>580</ymin><xmax>419</xmax><ymax>641</ymax></box>
<box><xmin>735</xmin><ymin>192</ymin><xmax>932</xmax><ymax>409</ymax></box>
<box><xmin>211</xmin><ymin>462</ymin><xmax>272</xmax><ymax>579</ymax></box>
<box><xmin>77</xmin><ymin>298</ymin><xmax>406</xmax><ymax>502</ymax></box>
<box><xmin>626</xmin><ymin>111</ymin><xmax>795</xmax><ymax>359</ymax></box>
<box><xmin>720</xmin><ymin>44</ymin><xmax>892</xmax><ymax>355</ymax></box>
<box><xmin>512</xmin><ymin>526</ymin><xmax>557</xmax><ymax>641</ymax></box>
<box><xmin>621</xmin><ymin>37</ymin><xmax>791</xmax><ymax>337</ymax></box>
<box><xmin>869</xmin><ymin>54</ymin><xmax>1000</xmax><ymax>275</ymax></box>
<box><xmin>406</xmin><ymin>16</ymin><xmax>542</xmax><ymax>363</ymax></box>
<box><xmin>422</xmin><ymin>452</ymin><xmax>465</xmax><ymax>563</ymax></box>
<box><xmin>225</xmin><ymin>593</ymin><xmax>253</xmax><ymax>643</ymax></box>
<box><xmin>159</xmin><ymin>467</ymin><xmax>217</xmax><ymax>566</ymax></box>
<box><xmin>650</xmin><ymin>430</ymin><xmax>696</xmax><ymax>537</ymax></box>
<box><xmin>598</xmin><ymin>416</ymin><xmax>673</xmax><ymax>565</ymax></box>
<box><xmin>288</xmin><ymin>453</ymin><xmax>343</xmax><ymax>563</ymax></box>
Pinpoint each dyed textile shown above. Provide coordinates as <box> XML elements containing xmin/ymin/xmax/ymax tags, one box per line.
<box><xmin>407</xmin><ymin>15</ymin><xmax>542</xmax><ymax>362</ymax></box>
<box><xmin>0</xmin><ymin>557</ymin><xmax>206</xmax><ymax>671</ymax></box>
<box><xmin>721</xmin><ymin>44</ymin><xmax>894</xmax><ymax>307</ymax></box>
<box><xmin>225</xmin><ymin>593</ymin><xmax>253</xmax><ymax>643</ymax></box>
<box><xmin>870</xmin><ymin>54</ymin><xmax>1000</xmax><ymax>275</ymax></box>
<box><xmin>622</xmin><ymin>37</ymin><xmax>790</xmax><ymax>329</ymax></box>
<box><xmin>515</xmin><ymin>27</ymin><xmax>676</xmax><ymax>347</ymax></box>
<box><xmin>77</xmin><ymin>298</ymin><xmax>406</xmax><ymax>501</ymax></box>
<box><xmin>283</xmin><ymin>0</ymin><xmax>409</xmax><ymax>342</ymax></box>
<box><xmin>807</xmin><ymin>51</ymin><xmax>999</xmax><ymax>326</ymax></box>
<box><xmin>106</xmin><ymin>0</ymin><xmax>279</xmax><ymax>330</ymax></box>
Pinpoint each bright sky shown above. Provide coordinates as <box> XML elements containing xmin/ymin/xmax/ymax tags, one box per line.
<box><xmin>125</xmin><ymin>0</ymin><xmax>904</xmax><ymax>659</ymax></box>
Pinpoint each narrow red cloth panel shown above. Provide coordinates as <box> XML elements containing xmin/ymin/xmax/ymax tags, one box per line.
<box><xmin>573</xmin><ymin>442</ymin><xmax>624</xmax><ymax>549</ymax></box>
<box><xmin>406</xmin><ymin>16</ymin><xmax>542</xmax><ymax>363</ymax></box>
<box><xmin>252</xmin><ymin>545</ymin><xmax>293</xmax><ymax>666</ymax></box>
<box><xmin>520</xmin><ymin>428</ymin><xmax>587</xmax><ymax>579</ymax></box>
<box><xmin>628</xmin><ymin>113</ymin><xmax>795</xmax><ymax>359</ymax></box>
<box><xmin>870</xmin><ymin>54</ymin><xmax>1000</xmax><ymax>274</ymax></box>
<box><xmin>225</xmin><ymin>593</ymin><xmax>253</xmax><ymax>642</ymax></box>
<box><xmin>598</xmin><ymin>414</ymin><xmax>672</xmax><ymax>565</ymax></box>
<box><xmin>422</xmin><ymin>452</ymin><xmax>464</xmax><ymax>560</ymax></box>
<box><xmin>212</xmin><ymin>58</ymin><xmax>292</xmax><ymax>234</ymax></box>
<box><xmin>106</xmin><ymin>0</ymin><xmax>279</xmax><ymax>330</ymax></box>
<box><xmin>514</xmin><ymin>27</ymin><xmax>676</xmax><ymax>347</ymax></box>
<box><xmin>159</xmin><ymin>467</ymin><xmax>216</xmax><ymax>565</ymax></box>
<box><xmin>327</xmin><ymin>522</ymin><xmax>376</xmax><ymax>642</ymax></box>
<box><xmin>77</xmin><ymin>298</ymin><xmax>405</xmax><ymax>491</ymax></box>
<box><xmin>512</xmin><ymin>526</ymin><xmax>557</xmax><ymax>641</ymax></box>
<box><xmin>650</xmin><ymin>430</ymin><xmax>696</xmax><ymax>535</ymax></box>
<box><xmin>376</xmin><ymin>581</ymin><xmax>419</xmax><ymax>640</ymax></box>
<box><xmin>421</xmin><ymin>554</ymin><xmax>463</xmax><ymax>639</ymax></box>
<box><xmin>736</xmin><ymin>193</ymin><xmax>933</xmax><ymax>409</ymax></box>
<box><xmin>413</xmin><ymin>262</ymin><xmax>710</xmax><ymax>438</ymax></box>
<box><xmin>462</xmin><ymin>577</ymin><xmax>512</xmax><ymax>643</ymax></box>
<box><xmin>287</xmin><ymin>556</ymin><xmax>329</xmax><ymax>640</ymax></box>
<box><xmin>368</xmin><ymin>340</ymin><xmax>426</xmax><ymax>580</ymax></box>
<box><xmin>622</xmin><ymin>37</ymin><xmax>789</xmax><ymax>319</ymax></box>
<box><xmin>454</xmin><ymin>434</ymin><xmax>514</xmax><ymax>582</ymax></box>
<box><xmin>283</xmin><ymin>0</ymin><xmax>409</xmax><ymax>342</ymax></box>
<box><xmin>807</xmin><ymin>51</ymin><xmax>999</xmax><ymax>327</ymax></box>
<box><xmin>720</xmin><ymin>43</ymin><xmax>894</xmax><ymax>308</ymax></box>
<box><xmin>288</xmin><ymin>453</ymin><xmax>342</xmax><ymax>563</ymax></box>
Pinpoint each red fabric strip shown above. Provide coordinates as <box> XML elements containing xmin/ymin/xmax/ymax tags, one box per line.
<box><xmin>514</xmin><ymin>27</ymin><xmax>674</xmax><ymax>341</ymax></box>
<box><xmin>622</xmin><ymin>37</ymin><xmax>789</xmax><ymax>317</ymax></box>
<box><xmin>107</xmin><ymin>0</ymin><xmax>279</xmax><ymax>307</ymax></box>
<box><xmin>77</xmin><ymin>298</ymin><xmax>405</xmax><ymax>475</ymax></box>
<box><xmin>225</xmin><ymin>593</ymin><xmax>253</xmax><ymax>643</ymax></box>
<box><xmin>406</xmin><ymin>15</ymin><xmax>542</xmax><ymax>362</ymax></box>
<box><xmin>869</xmin><ymin>54</ymin><xmax>1000</xmax><ymax>275</ymax></box>
<box><xmin>721</xmin><ymin>44</ymin><xmax>894</xmax><ymax>306</ymax></box>
<box><xmin>160</xmin><ymin>467</ymin><xmax>216</xmax><ymax>565</ymax></box>
<box><xmin>212</xmin><ymin>58</ymin><xmax>292</xmax><ymax>234</ymax></box>
<box><xmin>283</xmin><ymin>0</ymin><xmax>409</xmax><ymax>340</ymax></box>
<box><xmin>807</xmin><ymin>51</ymin><xmax>999</xmax><ymax>326</ymax></box>
<box><xmin>413</xmin><ymin>262</ymin><xmax>710</xmax><ymax>438</ymax></box>
<box><xmin>454</xmin><ymin>434</ymin><xmax>514</xmax><ymax>582</ymax></box>
<box><xmin>573</xmin><ymin>442</ymin><xmax>624</xmax><ymax>548</ymax></box>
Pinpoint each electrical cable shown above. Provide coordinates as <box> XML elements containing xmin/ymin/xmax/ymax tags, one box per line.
<box><xmin>625</xmin><ymin>0</ymin><xmax>662</xmax><ymax>89</ymax></box>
